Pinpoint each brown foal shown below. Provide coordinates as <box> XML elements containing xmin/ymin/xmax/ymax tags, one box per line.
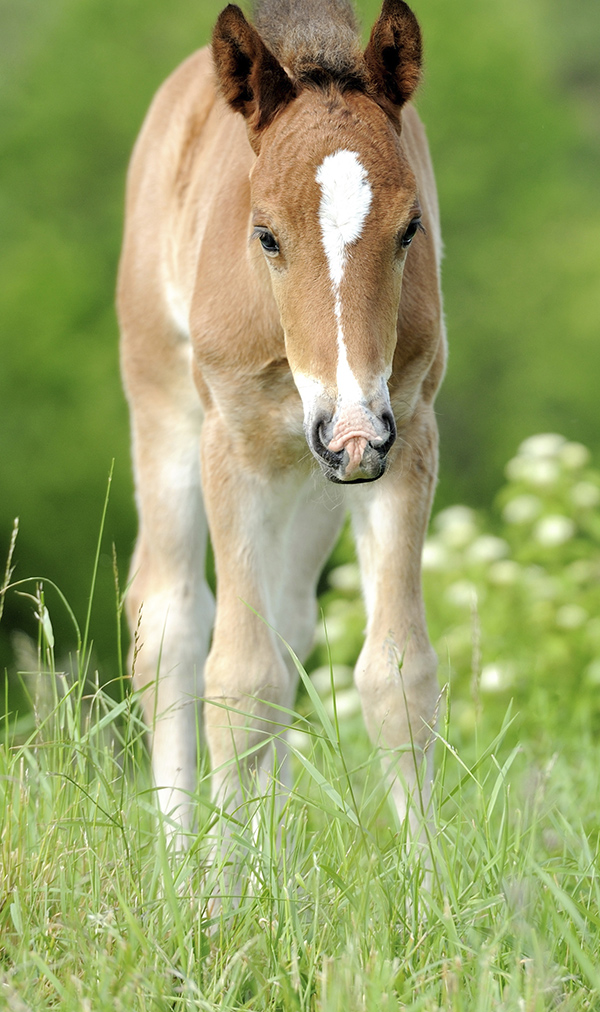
<box><xmin>118</xmin><ymin>0</ymin><xmax>446</xmax><ymax>860</ymax></box>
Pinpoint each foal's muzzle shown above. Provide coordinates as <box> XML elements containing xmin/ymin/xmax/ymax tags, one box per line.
<box><xmin>308</xmin><ymin>409</ymin><xmax>396</xmax><ymax>484</ymax></box>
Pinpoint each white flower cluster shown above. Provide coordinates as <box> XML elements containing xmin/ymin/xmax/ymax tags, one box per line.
<box><xmin>504</xmin><ymin>433</ymin><xmax>592</xmax><ymax>489</ymax></box>
<box><xmin>422</xmin><ymin>506</ymin><xmax>479</xmax><ymax>573</ymax></box>
<box><xmin>423</xmin><ymin>505</ymin><xmax>510</xmax><ymax>575</ymax></box>
<box><xmin>480</xmin><ymin>663</ymin><xmax>514</xmax><ymax>694</ymax></box>
<box><xmin>501</xmin><ymin>432</ymin><xmax>599</xmax><ymax>548</ymax></box>
<box><xmin>419</xmin><ymin>433</ymin><xmax>600</xmax><ymax>710</ymax></box>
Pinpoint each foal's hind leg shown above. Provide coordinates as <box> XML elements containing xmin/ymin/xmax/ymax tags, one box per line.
<box><xmin>124</xmin><ymin>374</ymin><xmax>214</xmax><ymax>845</ymax></box>
<box><xmin>350</xmin><ymin>410</ymin><xmax>440</xmax><ymax>840</ymax></box>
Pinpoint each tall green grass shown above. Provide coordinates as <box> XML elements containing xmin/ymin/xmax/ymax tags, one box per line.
<box><xmin>2</xmin><ymin>656</ymin><xmax>600</xmax><ymax>1007</ymax></box>
<box><xmin>2</xmin><ymin>654</ymin><xmax>599</xmax><ymax>1009</ymax></box>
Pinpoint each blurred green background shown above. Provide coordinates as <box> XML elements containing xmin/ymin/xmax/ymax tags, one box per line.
<box><xmin>1</xmin><ymin>0</ymin><xmax>599</xmax><ymax>689</ymax></box>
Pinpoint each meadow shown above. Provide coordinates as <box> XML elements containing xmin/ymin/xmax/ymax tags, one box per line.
<box><xmin>1</xmin><ymin>433</ymin><xmax>599</xmax><ymax>1010</ymax></box>
<box><xmin>1</xmin><ymin>0</ymin><xmax>600</xmax><ymax>1006</ymax></box>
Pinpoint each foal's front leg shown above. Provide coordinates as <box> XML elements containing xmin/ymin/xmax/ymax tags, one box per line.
<box><xmin>200</xmin><ymin>416</ymin><xmax>297</xmax><ymax>845</ymax></box>
<box><xmin>350</xmin><ymin>411</ymin><xmax>440</xmax><ymax>839</ymax></box>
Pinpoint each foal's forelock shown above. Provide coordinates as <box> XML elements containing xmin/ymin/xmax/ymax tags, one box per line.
<box><xmin>252</xmin><ymin>0</ymin><xmax>365</xmax><ymax>89</ymax></box>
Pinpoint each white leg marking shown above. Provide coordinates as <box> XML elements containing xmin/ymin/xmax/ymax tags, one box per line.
<box><xmin>165</xmin><ymin>280</ymin><xmax>191</xmax><ymax>340</ymax></box>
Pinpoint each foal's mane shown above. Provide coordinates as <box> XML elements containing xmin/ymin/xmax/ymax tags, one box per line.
<box><xmin>251</xmin><ymin>0</ymin><xmax>368</xmax><ymax>91</ymax></box>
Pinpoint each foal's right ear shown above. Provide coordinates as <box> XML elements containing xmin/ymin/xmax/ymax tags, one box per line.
<box><xmin>212</xmin><ymin>5</ymin><xmax>297</xmax><ymax>147</ymax></box>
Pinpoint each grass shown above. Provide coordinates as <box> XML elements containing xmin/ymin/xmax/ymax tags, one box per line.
<box><xmin>1</xmin><ymin>624</ymin><xmax>599</xmax><ymax>1010</ymax></box>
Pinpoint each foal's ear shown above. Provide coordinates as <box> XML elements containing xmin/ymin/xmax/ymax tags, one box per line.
<box><xmin>364</xmin><ymin>0</ymin><xmax>422</xmax><ymax>109</ymax></box>
<box><xmin>212</xmin><ymin>5</ymin><xmax>296</xmax><ymax>145</ymax></box>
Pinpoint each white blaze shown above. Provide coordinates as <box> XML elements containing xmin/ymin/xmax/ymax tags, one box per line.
<box><xmin>316</xmin><ymin>149</ymin><xmax>373</xmax><ymax>402</ymax></box>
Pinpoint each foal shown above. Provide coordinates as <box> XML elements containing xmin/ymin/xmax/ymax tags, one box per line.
<box><xmin>118</xmin><ymin>0</ymin><xmax>446</xmax><ymax>851</ymax></box>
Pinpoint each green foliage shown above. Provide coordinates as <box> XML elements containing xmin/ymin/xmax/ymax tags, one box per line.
<box><xmin>415</xmin><ymin>0</ymin><xmax>600</xmax><ymax>507</ymax></box>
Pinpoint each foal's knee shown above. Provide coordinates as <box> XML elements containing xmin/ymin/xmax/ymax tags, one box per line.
<box><xmin>354</xmin><ymin>637</ymin><xmax>439</xmax><ymax>751</ymax></box>
<box><xmin>203</xmin><ymin>650</ymin><xmax>291</xmax><ymax>776</ymax></box>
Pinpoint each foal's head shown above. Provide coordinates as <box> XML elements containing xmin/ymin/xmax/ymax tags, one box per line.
<box><xmin>213</xmin><ymin>0</ymin><xmax>424</xmax><ymax>483</ymax></box>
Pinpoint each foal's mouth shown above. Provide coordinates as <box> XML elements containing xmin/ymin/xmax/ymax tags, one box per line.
<box><xmin>318</xmin><ymin>447</ymin><xmax>388</xmax><ymax>484</ymax></box>
<box><xmin>325</xmin><ymin>464</ymin><xmax>387</xmax><ymax>485</ymax></box>
<box><xmin>307</xmin><ymin>409</ymin><xmax>396</xmax><ymax>484</ymax></box>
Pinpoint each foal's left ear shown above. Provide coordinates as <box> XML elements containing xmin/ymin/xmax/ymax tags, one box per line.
<box><xmin>212</xmin><ymin>5</ymin><xmax>297</xmax><ymax>145</ymax></box>
<box><xmin>364</xmin><ymin>0</ymin><xmax>422</xmax><ymax>109</ymax></box>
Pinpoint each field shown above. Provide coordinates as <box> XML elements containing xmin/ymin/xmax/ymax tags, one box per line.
<box><xmin>2</xmin><ymin>434</ymin><xmax>599</xmax><ymax>1010</ymax></box>
<box><xmin>2</xmin><ymin>0</ymin><xmax>600</xmax><ymax>1005</ymax></box>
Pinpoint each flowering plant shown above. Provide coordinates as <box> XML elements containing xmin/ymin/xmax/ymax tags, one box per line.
<box><xmin>314</xmin><ymin>435</ymin><xmax>600</xmax><ymax>746</ymax></box>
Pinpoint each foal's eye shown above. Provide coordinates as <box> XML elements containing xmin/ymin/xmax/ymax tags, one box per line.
<box><xmin>399</xmin><ymin>217</ymin><xmax>424</xmax><ymax>250</ymax></box>
<box><xmin>253</xmin><ymin>227</ymin><xmax>280</xmax><ymax>257</ymax></box>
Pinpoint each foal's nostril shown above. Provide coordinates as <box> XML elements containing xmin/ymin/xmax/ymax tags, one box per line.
<box><xmin>373</xmin><ymin>410</ymin><xmax>396</xmax><ymax>457</ymax></box>
<box><xmin>310</xmin><ymin>415</ymin><xmax>343</xmax><ymax>467</ymax></box>
<box><xmin>316</xmin><ymin>420</ymin><xmax>327</xmax><ymax>451</ymax></box>
<box><xmin>310</xmin><ymin>415</ymin><xmax>327</xmax><ymax>454</ymax></box>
